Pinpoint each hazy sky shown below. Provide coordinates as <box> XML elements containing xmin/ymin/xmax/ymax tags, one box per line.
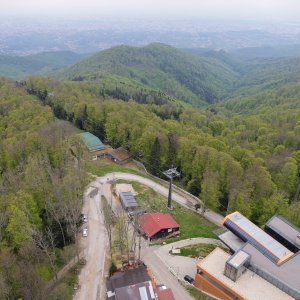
<box><xmin>1</xmin><ymin>0</ymin><xmax>300</xmax><ymax>21</ymax></box>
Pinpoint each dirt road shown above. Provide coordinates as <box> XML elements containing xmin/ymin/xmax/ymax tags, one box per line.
<box><xmin>74</xmin><ymin>171</ymin><xmax>223</xmax><ymax>300</ymax></box>
<box><xmin>74</xmin><ymin>183</ymin><xmax>108</xmax><ymax>300</ymax></box>
<box><xmin>96</xmin><ymin>174</ymin><xmax>199</xmax><ymax>300</ymax></box>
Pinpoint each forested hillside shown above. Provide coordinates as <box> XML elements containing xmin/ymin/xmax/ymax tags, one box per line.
<box><xmin>1</xmin><ymin>42</ymin><xmax>300</xmax><ymax>298</ymax></box>
<box><xmin>58</xmin><ymin>43</ymin><xmax>300</xmax><ymax>108</ymax></box>
<box><xmin>185</xmin><ymin>47</ymin><xmax>300</xmax><ymax>96</ymax></box>
<box><xmin>58</xmin><ymin>43</ymin><xmax>239</xmax><ymax>106</ymax></box>
<box><xmin>24</xmin><ymin>76</ymin><xmax>300</xmax><ymax>228</ymax></box>
<box><xmin>219</xmin><ymin>83</ymin><xmax>300</xmax><ymax>114</ymax></box>
<box><xmin>0</xmin><ymin>78</ymin><xmax>87</xmax><ymax>299</ymax></box>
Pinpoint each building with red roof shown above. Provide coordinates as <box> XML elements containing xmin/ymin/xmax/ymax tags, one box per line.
<box><xmin>138</xmin><ymin>213</ymin><xmax>180</xmax><ymax>240</ymax></box>
<box><xmin>155</xmin><ymin>286</ymin><xmax>176</xmax><ymax>300</ymax></box>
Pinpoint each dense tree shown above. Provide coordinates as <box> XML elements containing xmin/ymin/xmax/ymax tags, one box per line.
<box><xmin>22</xmin><ymin>76</ymin><xmax>300</xmax><ymax>227</ymax></box>
<box><xmin>201</xmin><ymin>169</ymin><xmax>221</xmax><ymax>211</ymax></box>
<box><xmin>0</xmin><ymin>78</ymin><xmax>87</xmax><ymax>298</ymax></box>
<box><xmin>149</xmin><ymin>137</ymin><xmax>161</xmax><ymax>176</ymax></box>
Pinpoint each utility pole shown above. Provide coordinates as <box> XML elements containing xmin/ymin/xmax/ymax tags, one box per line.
<box><xmin>202</xmin><ymin>190</ymin><xmax>207</xmax><ymax>215</ymax></box>
<box><xmin>163</xmin><ymin>166</ymin><xmax>180</xmax><ymax>209</ymax></box>
<box><xmin>138</xmin><ymin>234</ymin><xmax>141</xmax><ymax>262</ymax></box>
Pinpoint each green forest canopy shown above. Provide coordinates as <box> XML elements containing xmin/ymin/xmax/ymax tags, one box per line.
<box><xmin>1</xmin><ymin>42</ymin><xmax>300</xmax><ymax>298</ymax></box>
<box><xmin>0</xmin><ymin>77</ymin><xmax>87</xmax><ymax>299</ymax></box>
<box><xmin>24</xmin><ymin>76</ymin><xmax>300</xmax><ymax>228</ymax></box>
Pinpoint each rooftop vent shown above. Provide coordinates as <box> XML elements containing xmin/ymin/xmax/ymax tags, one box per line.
<box><xmin>224</xmin><ymin>250</ymin><xmax>250</xmax><ymax>282</ymax></box>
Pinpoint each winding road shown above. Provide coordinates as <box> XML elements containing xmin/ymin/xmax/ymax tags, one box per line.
<box><xmin>73</xmin><ymin>183</ymin><xmax>108</xmax><ymax>300</ymax></box>
<box><xmin>73</xmin><ymin>172</ymin><xmax>223</xmax><ymax>300</ymax></box>
<box><xmin>101</xmin><ymin>172</ymin><xmax>223</xmax><ymax>225</ymax></box>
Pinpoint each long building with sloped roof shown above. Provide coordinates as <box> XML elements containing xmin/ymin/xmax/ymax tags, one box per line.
<box><xmin>222</xmin><ymin>212</ymin><xmax>293</xmax><ymax>265</ymax></box>
<box><xmin>79</xmin><ymin>132</ymin><xmax>105</xmax><ymax>152</ymax></box>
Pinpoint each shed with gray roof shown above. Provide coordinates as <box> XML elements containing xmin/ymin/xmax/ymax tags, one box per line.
<box><xmin>119</xmin><ymin>192</ymin><xmax>139</xmax><ymax>211</ymax></box>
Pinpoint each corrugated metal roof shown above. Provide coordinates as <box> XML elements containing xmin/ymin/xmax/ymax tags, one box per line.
<box><xmin>155</xmin><ymin>287</ymin><xmax>176</xmax><ymax>300</ymax></box>
<box><xmin>119</xmin><ymin>192</ymin><xmax>138</xmax><ymax>209</ymax></box>
<box><xmin>79</xmin><ymin>132</ymin><xmax>105</xmax><ymax>152</ymax></box>
<box><xmin>114</xmin><ymin>281</ymin><xmax>155</xmax><ymax>300</ymax></box>
<box><xmin>106</xmin><ymin>266</ymin><xmax>150</xmax><ymax>292</ymax></box>
<box><xmin>138</xmin><ymin>213</ymin><xmax>179</xmax><ymax>238</ymax></box>
<box><xmin>110</xmin><ymin>147</ymin><xmax>131</xmax><ymax>162</ymax></box>
<box><xmin>222</xmin><ymin>212</ymin><xmax>293</xmax><ymax>264</ymax></box>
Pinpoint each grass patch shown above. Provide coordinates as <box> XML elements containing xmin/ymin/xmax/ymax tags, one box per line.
<box><xmin>185</xmin><ymin>286</ymin><xmax>214</xmax><ymax>300</ymax></box>
<box><xmin>125</xmin><ymin>181</ymin><xmax>216</xmax><ymax>242</ymax></box>
<box><xmin>86</xmin><ymin>159</ymin><xmax>169</xmax><ymax>187</ymax></box>
<box><xmin>36</xmin><ymin>263</ymin><xmax>52</xmax><ymax>281</ymax></box>
<box><xmin>115</xmin><ymin>179</ymin><xmax>145</xmax><ymax>194</ymax></box>
<box><xmin>172</xmin><ymin>243</ymin><xmax>225</xmax><ymax>258</ymax></box>
<box><xmin>168</xmin><ymin>206</ymin><xmax>216</xmax><ymax>243</ymax></box>
<box><xmin>48</xmin><ymin>263</ymin><xmax>83</xmax><ymax>300</ymax></box>
<box><xmin>55</xmin><ymin>244</ymin><xmax>78</xmax><ymax>270</ymax></box>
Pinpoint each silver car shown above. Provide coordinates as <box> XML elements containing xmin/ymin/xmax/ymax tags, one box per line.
<box><xmin>82</xmin><ymin>228</ymin><xmax>88</xmax><ymax>237</ymax></box>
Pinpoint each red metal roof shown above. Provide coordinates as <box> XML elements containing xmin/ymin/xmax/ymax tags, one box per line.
<box><xmin>138</xmin><ymin>213</ymin><xmax>180</xmax><ymax>238</ymax></box>
<box><xmin>155</xmin><ymin>287</ymin><xmax>176</xmax><ymax>300</ymax></box>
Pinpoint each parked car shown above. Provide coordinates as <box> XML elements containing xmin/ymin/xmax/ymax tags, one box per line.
<box><xmin>184</xmin><ymin>275</ymin><xmax>194</xmax><ymax>284</ymax></box>
<box><xmin>82</xmin><ymin>214</ymin><xmax>88</xmax><ymax>223</ymax></box>
<box><xmin>82</xmin><ymin>228</ymin><xmax>88</xmax><ymax>237</ymax></box>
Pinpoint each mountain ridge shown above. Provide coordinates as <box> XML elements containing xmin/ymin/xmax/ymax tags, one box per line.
<box><xmin>57</xmin><ymin>43</ymin><xmax>239</xmax><ymax>106</ymax></box>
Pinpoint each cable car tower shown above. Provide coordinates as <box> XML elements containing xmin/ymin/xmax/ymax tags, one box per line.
<box><xmin>163</xmin><ymin>166</ymin><xmax>180</xmax><ymax>209</ymax></box>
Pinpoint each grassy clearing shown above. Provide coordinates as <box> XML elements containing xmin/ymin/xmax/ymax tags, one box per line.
<box><xmin>118</xmin><ymin>180</ymin><xmax>216</xmax><ymax>242</ymax></box>
<box><xmin>185</xmin><ymin>286</ymin><xmax>214</xmax><ymax>300</ymax></box>
<box><xmin>55</xmin><ymin>244</ymin><xmax>78</xmax><ymax>270</ymax></box>
<box><xmin>172</xmin><ymin>243</ymin><xmax>227</xmax><ymax>258</ymax></box>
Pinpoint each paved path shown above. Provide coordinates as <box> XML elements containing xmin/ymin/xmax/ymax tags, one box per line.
<box><xmin>140</xmin><ymin>240</ymin><xmax>194</xmax><ymax>300</ymax></box>
<box><xmin>155</xmin><ymin>238</ymin><xmax>225</xmax><ymax>280</ymax></box>
<box><xmin>74</xmin><ymin>183</ymin><xmax>108</xmax><ymax>300</ymax></box>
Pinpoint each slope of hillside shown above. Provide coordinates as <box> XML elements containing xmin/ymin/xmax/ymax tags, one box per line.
<box><xmin>58</xmin><ymin>43</ymin><xmax>239</xmax><ymax>106</ymax></box>
<box><xmin>234</xmin><ymin>57</ymin><xmax>300</xmax><ymax>93</ymax></box>
<box><xmin>186</xmin><ymin>47</ymin><xmax>300</xmax><ymax>97</ymax></box>
<box><xmin>218</xmin><ymin>82</ymin><xmax>300</xmax><ymax>114</ymax></box>
<box><xmin>0</xmin><ymin>51</ymin><xmax>86</xmax><ymax>79</ymax></box>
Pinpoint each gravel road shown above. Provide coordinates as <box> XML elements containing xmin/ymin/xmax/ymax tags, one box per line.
<box><xmin>73</xmin><ymin>184</ymin><xmax>108</xmax><ymax>300</ymax></box>
<box><xmin>98</xmin><ymin>172</ymin><xmax>223</xmax><ymax>225</ymax></box>
<box><xmin>73</xmin><ymin>171</ymin><xmax>223</xmax><ymax>300</ymax></box>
